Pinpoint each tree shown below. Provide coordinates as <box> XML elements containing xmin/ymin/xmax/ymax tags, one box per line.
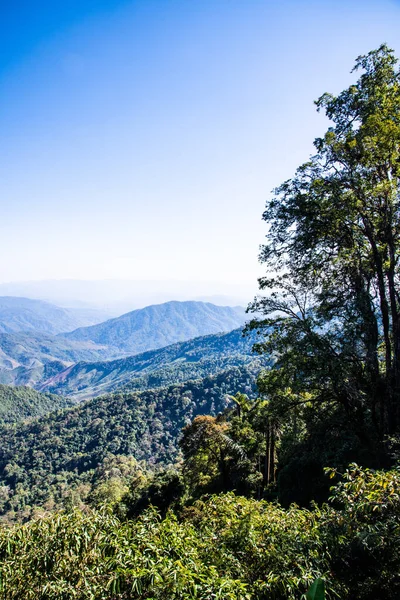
<box><xmin>248</xmin><ymin>45</ymin><xmax>400</xmax><ymax>485</ymax></box>
<box><xmin>180</xmin><ymin>415</ymin><xmax>252</xmax><ymax>497</ymax></box>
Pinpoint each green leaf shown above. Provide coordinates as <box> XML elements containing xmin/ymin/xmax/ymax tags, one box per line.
<box><xmin>306</xmin><ymin>578</ymin><xmax>325</xmax><ymax>600</ymax></box>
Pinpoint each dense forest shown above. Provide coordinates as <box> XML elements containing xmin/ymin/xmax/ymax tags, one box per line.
<box><xmin>0</xmin><ymin>385</ymin><xmax>72</xmax><ymax>424</ymax></box>
<box><xmin>0</xmin><ymin>366</ymin><xmax>256</xmax><ymax>522</ymax></box>
<box><xmin>38</xmin><ymin>328</ymin><xmax>262</xmax><ymax>399</ymax></box>
<box><xmin>0</xmin><ymin>465</ymin><xmax>398</xmax><ymax>599</ymax></box>
<box><xmin>0</xmin><ymin>44</ymin><xmax>399</xmax><ymax>599</ymax></box>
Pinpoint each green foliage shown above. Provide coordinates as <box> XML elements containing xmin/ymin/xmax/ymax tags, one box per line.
<box><xmin>121</xmin><ymin>468</ymin><xmax>185</xmax><ymax>519</ymax></box>
<box><xmin>0</xmin><ymin>367</ymin><xmax>256</xmax><ymax>522</ymax></box>
<box><xmin>89</xmin><ymin>455</ymin><xmax>142</xmax><ymax>508</ymax></box>
<box><xmin>325</xmin><ymin>464</ymin><xmax>400</xmax><ymax>599</ymax></box>
<box><xmin>180</xmin><ymin>414</ymin><xmax>243</xmax><ymax>496</ymax></box>
<box><xmin>179</xmin><ymin>406</ymin><xmax>266</xmax><ymax>500</ymax></box>
<box><xmin>247</xmin><ymin>44</ymin><xmax>400</xmax><ymax>503</ymax></box>
<box><xmin>0</xmin><ymin>385</ymin><xmax>72</xmax><ymax>425</ymax></box>
<box><xmin>39</xmin><ymin>328</ymin><xmax>264</xmax><ymax>400</ymax></box>
<box><xmin>1</xmin><ymin>465</ymin><xmax>397</xmax><ymax>599</ymax></box>
<box><xmin>0</xmin><ymin>494</ymin><xmax>329</xmax><ymax>600</ymax></box>
<box><xmin>307</xmin><ymin>579</ymin><xmax>325</xmax><ymax>600</ymax></box>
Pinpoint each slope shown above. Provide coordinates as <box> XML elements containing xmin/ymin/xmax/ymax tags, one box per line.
<box><xmin>0</xmin><ymin>366</ymin><xmax>258</xmax><ymax>520</ymax></box>
<box><xmin>0</xmin><ymin>384</ymin><xmax>72</xmax><ymax>424</ymax></box>
<box><xmin>0</xmin><ymin>332</ymin><xmax>112</xmax><ymax>387</ymax></box>
<box><xmin>38</xmin><ymin>328</ymin><xmax>262</xmax><ymax>399</ymax></box>
<box><xmin>0</xmin><ymin>296</ymin><xmax>99</xmax><ymax>335</ymax></box>
<box><xmin>61</xmin><ymin>301</ymin><xmax>246</xmax><ymax>355</ymax></box>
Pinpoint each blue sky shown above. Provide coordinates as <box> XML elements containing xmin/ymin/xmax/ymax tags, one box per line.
<box><xmin>1</xmin><ymin>0</ymin><xmax>400</xmax><ymax>296</ymax></box>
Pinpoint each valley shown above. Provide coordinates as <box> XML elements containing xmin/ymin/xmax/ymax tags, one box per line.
<box><xmin>38</xmin><ymin>328</ymin><xmax>262</xmax><ymax>399</ymax></box>
<box><xmin>0</xmin><ymin>295</ymin><xmax>264</xmax><ymax>522</ymax></box>
<box><xmin>1</xmin><ymin>34</ymin><xmax>399</xmax><ymax>599</ymax></box>
<box><xmin>0</xmin><ymin>299</ymin><xmax>248</xmax><ymax>392</ymax></box>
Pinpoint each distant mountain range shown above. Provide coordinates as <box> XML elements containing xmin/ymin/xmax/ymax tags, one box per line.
<box><xmin>38</xmin><ymin>328</ymin><xmax>263</xmax><ymax>399</ymax></box>
<box><xmin>0</xmin><ymin>296</ymin><xmax>81</xmax><ymax>335</ymax></box>
<box><xmin>0</xmin><ymin>279</ymin><xmax>255</xmax><ymax>312</ymax></box>
<box><xmin>0</xmin><ymin>296</ymin><xmax>112</xmax><ymax>335</ymax></box>
<box><xmin>0</xmin><ymin>300</ymin><xmax>251</xmax><ymax>393</ymax></box>
<box><xmin>0</xmin><ymin>297</ymin><xmax>266</xmax><ymax>522</ymax></box>
<box><xmin>60</xmin><ymin>301</ymin><xmax>247</xmax><ymax>355</ymax></box>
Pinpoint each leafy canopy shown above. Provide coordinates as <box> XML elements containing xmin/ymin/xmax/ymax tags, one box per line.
<box><xmin>248</xmin><ymin>46</ymin><xmax>400</xmax><ymax>493</ymax></box>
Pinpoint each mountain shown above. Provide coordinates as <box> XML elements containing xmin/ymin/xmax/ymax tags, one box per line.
<box><xmin>61</xmin><ymin>301</ymin><xmax>247</xmax><ymax>355</ymax></box>
<box><xmin>0</xmin><ymin>366</ymin><xmax>257</xmax><ymax>520</ymax></box>
<box><xmin>0</xmin><ymin>296</ymin><xmax>82</xmax><ymax>335</ymax></box>
<box><xmin>0</xmin><ymin>332</ymin><xmax>111</xmax><ymax>387</ymax></box>
<box><xmin>0</xmin><ymin>301</ymin><xmax>252</xmax><ymax>394</ymax></box>
<box><xmin>0</xmin><ymin>296</ymin><xmax>112</xmax><ymax>335</ymax></box>
<box><xmin>0</xmin><ymin>384</ymin><xmax>72</xmax><ymax>424</ymax></box>
<box><xmin>38</xmin><ymin>328</ymin><xmax>264</xmax><ymax>399</ymax></box>
<box><xmin>0</xmin><ymin>280</ymin><xmax>255</xmax><ymax>312</ymax></box>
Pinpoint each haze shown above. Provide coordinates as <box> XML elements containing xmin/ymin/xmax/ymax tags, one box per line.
<box><xmin>1</xmin><ymin>0</ymin><xmax>400</xmax><ymax>304</ymax></box>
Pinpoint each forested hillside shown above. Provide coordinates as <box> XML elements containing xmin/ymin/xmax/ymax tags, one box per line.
<box><xmin>0</xmin><ymin>385</ymin><xmax>72</xmax><ymax>424</ymax></box>
<box><xmin>0</xmin><ymin>366</ymin><xmax>256</xmax><ymax>522</ymax></box>
<box><xmin>61</xmin><ymin>301</ymin><xmax>246</xmax><ymax>354</ymax></box>
<box><xmin>0</xmin><ymin>465</ymin><xmax>398</xmax><ymax>599</ymax></box>
<box><xmin>0</xmin><ymin>44</ymin><xmax>400</xmax><ymax>600</ymax></box>
<box><xmin>0</xmin><ymin>331</ymin><xmax>110</xmax><ymax>386</ymax></box>
<box><xmin>244</xmin><ymin>45</ymin><xmax>400</xmax><ymax>501</ymax></box>
<box><xmin>38</xmin><ymin>328</ymin><xmax>262</xmax><ymax>399</ymax></box>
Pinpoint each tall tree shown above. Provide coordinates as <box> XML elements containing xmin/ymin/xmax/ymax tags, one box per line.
<box><xmin>248</xmin><ymin>45</ymin><xmax>400</xmax><ymax>466</ymax></box>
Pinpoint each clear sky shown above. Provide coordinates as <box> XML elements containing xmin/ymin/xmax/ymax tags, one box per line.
<box><xmin>1</xmin><ymin>0</ymin><xmax>400</xmax><ymax>294</ymax></box>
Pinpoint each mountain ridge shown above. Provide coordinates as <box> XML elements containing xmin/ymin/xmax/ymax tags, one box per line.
<box><xmin>38</xmin><ymin>328</ymin><xmax>262</xmax><ymax>399</ymax></box>
<box><xmin>0</xmin><ymin>301</ymin><xmax>251</xmax><ymax>393</ymax></box>
<box><xmin>60</xmin><ymin>300</ymin><xmax>247</xmax><ymax>355</ymax></box>
<box><xmin>0</xmin><ymin>332</ymin><xmax>111</xmax><ymax>387</ymax></box>
<box><xmin>0</xmin><ymin>296</ymin><xmax>112</xmax><ymax>335</ymax></box>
